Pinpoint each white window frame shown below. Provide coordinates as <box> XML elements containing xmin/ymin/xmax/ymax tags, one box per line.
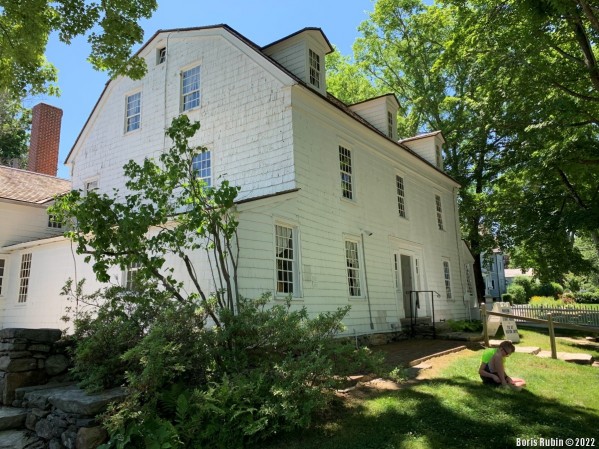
<box><xmin>443</xmin><ymin>260</ymin><xmax>453</xmax><ymax>301</ymax></box>
<box><xmin>274</xmin><ymin>223</ymin><xmax>301</xmax><ymax>298</ymax></box>
<box><xmin>308</xmin><ymin>49</ymin><xmax>321</xmax><ymax>88</ymax></box>
<box><xmin>339</xmin><ymin>145</ymin><xmax>354</xmax><ymax>200</ymax></box>
<box><xmin>181</xmin><ymin>65</ymin><xmax>201</xmax><ymax>111</ymax></box>
<box><xmin>156</xmin><ymin>47</ymin><xmax>167</xmax><ymax>65</ymax></box>
<box><xmin>344</xmin><ymin>236</ymin><xmax>364</xmax><ymax>298</ymax></box>
<box><xmin>48</xmin><ymin>215</ymin><xmax>62</xmax><ymax>229</ymax></box>
<box><xmin>84</xmin><ymin>179</ymin><xmax>99</xmax><ymax>194</ymax></box>
<box><xmin>387</xmin><ymin>111</ymin><xmax>394</xmax><ymax>138</ymax></box>
<box><xmin>396</xmin><ymin>175</ymin><xmax>407</xmax><ymax>218</ymax></box>
<box><xmin>435</xmin><ymin>194</ymin><xmax>444</xmax><ymax>231</ymax></box>
<box><xmin>18</xmin><ymin>253</ymin><xmax>32</xmax><ymax>303</ymax></box>
<box><xmin>125</xmin><ymin>91</ymin><xmax>142</xmax><ymax>133</ymax></box>
<box><xmin>0</xmin><ymin>258</ymin><xmax>5</xmax><ymax>296</ymax></box>
<box><xmin>192</xmin><ymin>150</ymin><xmax>211</xmax><ymax>187</ymax></box>
<box><xmin>123</xmin><ymin>262</ymin><xmax>142</xmax><ymax>291</ymax></box>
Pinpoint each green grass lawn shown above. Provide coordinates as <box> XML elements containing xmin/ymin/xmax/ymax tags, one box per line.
<box><xmin>262</xmin><ymin>329</ymin><xmax>599</xmax><ymax>449</ymax></box>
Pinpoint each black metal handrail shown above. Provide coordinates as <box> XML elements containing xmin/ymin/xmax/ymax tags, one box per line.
<box><xmin>406</xmin><ymin>290</ymin><xmax>439</xmax><ymax>338</ymax></box>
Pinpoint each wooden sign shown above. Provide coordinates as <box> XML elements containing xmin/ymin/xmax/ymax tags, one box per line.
<box><xmin>486</xmin><ymin>302</ymin><xmax>520</xmax><ymax>343</ymax></box>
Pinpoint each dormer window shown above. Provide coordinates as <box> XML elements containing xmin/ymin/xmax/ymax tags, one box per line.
<box><xmin>157</xmin><ymin>47</ymin><xmax>166</xmax><ymax>65</ymax></box>
<box><xmin>309</xmin><ymin>49</ymin><xmax>321</xmax><ymax>88</ymax></box>
<box><xmin>436</xmin><ymin>145</ymin><xmax>442</xmax><ymax>168</ymax></box>
<box><xmin>387</xmin><ymin>111</ymin><xmax>394</xmax><ymax>138</ymax></box>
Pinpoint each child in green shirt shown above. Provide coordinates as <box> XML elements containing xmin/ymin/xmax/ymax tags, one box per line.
<box><xmin>479</xmin><ymin>340</ymin><xmax>526</xmax><ymax>388</ymax></box>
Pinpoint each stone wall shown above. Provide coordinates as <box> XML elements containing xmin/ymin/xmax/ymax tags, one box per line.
<box><xmin>0</xmin><ymin>328</ymin><xmax>70</xmax><ymax>405</ymax></box>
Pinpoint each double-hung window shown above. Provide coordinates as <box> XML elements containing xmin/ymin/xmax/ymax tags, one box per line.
<box><xmin>192</xmin><ymin>151</ymin><xmax>211</xmax><ymax>187</ymax></box>
<box><xmin>123</xmin><ymin>262</ymin><xmax>142</xmax><ymax>291</ymax></box>
<box><xmin>48</xmin><ymin>215</ymin><xmax>62</xmax><ymax>229</ymax></box>
<box><xmin>435</xmin><ymin>195</ymin><xmax>444</xmax><ymax>230</ymax></box>
<box><xmin>443</xmin><ymin>260</ymin><xmax>453</xmax><ymax>300</ymax></box>
<box><xmin>18</xmin><ymin>253</ymin><xmax>32</xmax><ymax>303</ymax></box>
<box><xmin>396</xmin><ymin>175</ymin><xmax>406</xmax><ymax>218</ymax></box>
<box><xmin>275</xmin><ymin>224</ymin><xmax>299</xmax><ymax>296</ymax></box>
<box><xmin>339</xmin><ymin>146</ymin><xmax>354</xmax><ymax>200</ymax></box>
<box><xmin>181</xmin><ymin>65</ymin><xmax>201</xmax><ymax>111</ymax></box>
<box><xmin>387</xmin><ymin>111</ymin><xmax>394</xmax><ymax>138</ymax></box>
<box><xmin>345</xmin><ymin>239</ymin><xmax>362</xmax><ymax>297</ymax></box>
<box><xmin>125</xmin><ymin>92</ymin><xmax>141</xmax><ymax>132</ymax></box>
<box><xmin>309</xmin><ymin>49</ymin><xmax>320</xmax><ymax>88</ymax></box>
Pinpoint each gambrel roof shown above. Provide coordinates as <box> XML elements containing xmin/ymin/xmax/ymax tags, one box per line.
<box><xmin>0</xmin><ymin>166</ymin><xmax>71</xmax><ymax>205</ymax></box>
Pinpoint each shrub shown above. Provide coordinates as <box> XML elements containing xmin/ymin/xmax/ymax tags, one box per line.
<box><xmin>84</xmin><ymin>294</ymin><xmax>379</xmax><ymax>449</ymax></box>
<box><xmin>446</xmin><ymin>319</ymin><xmax>482</xmax><ymax>332</ymax></box>
<box><xmin>535</xmin><ymin>282</ymin><xmax>564</xmax><ymax>299</ymax></box>
<box><xmin>512</xmin><ymin>276</ymin><xmax>534</xmax><ymax>300</ymax></box>
<box><xmin>501</xmin><ymin>293</ymin><xmax>513</xmax><ymax>302</ymax></box>
<box><xmin>507</xmin><ymin>284</ymin><xmax>527</xmax><ymax>304</ymax></box>
<box><xmin>575</xmin><ymin>290</ymin><xmax>599</xmax><ymax>304</ymax></box>
<box><xmin>64</xmin><ymin>282</ymin><xmax>170</xmax><ymax>392</ymax></box>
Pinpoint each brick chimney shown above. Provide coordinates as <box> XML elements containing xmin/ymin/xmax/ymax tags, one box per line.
<box><xmin>27</xmin><ymin>103</ymin><xmax>63</xmax><ymax>176</ymax></box>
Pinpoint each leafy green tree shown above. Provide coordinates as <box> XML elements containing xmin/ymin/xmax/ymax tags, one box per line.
<box><xmin>327</xmin><ymin>0</ymin><xmax>508</xmax><ymax>300</ymax></box>
<box><xmin>51</xmin><ymin>116</ymin><xmax>241</xmax><ymax>325</ymax></box>
<box><xmin>0</xmin><ymin>92</ymin><xmax>30</xmax><ymax>167</ymax></box>
<box><xmin>443</xmin><ymin>0</ymin><xmax>599</xmax><ymax>280</ymax></box>
<box><xmin>0</xmin><ymin>0</ymin><xmax>157</xmax><ymax>97</ymax></box>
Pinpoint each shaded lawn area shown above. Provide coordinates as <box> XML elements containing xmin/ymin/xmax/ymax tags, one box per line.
<box><xmin>263</xmin><ymin>341</ymin><xmax>599</xmax><ymax>449</ymax></box>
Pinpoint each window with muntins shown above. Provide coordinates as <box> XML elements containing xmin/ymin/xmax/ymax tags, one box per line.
<box><xmin>435</xmin><ymin>195</ymin><xmax>444</xmax><ymax>230</ymax></box>
<box><xmin>85</xmin><ymin>180</ymin><xmax>98</xmax><ymax>194</ymax></box>
<box><xmin>309</xmin><ymin>49</ymin><xmax>320</xmax><ymax>88</ymax></box>
<box><xmin>125</xmin><ymin>92</ymin><xmax>141</xmax><ymax>132</ymax></box>
<box><xmin>124</xmin><ymin>262</ymin><xmax>142</xmax><ymax>291</ymax></box>
<box><xmin>192</xmin><ymin>151</ymin><xmax>211</xmax><ymax>187</ymax></box>
<box><xmin>0</xmin><ymin>258</ymin><xmax>5</xmax><ymax>296</ymax></box>
<box><xmin>396</xmin><ymin>175</ymin><xmax>406</xmax><ymax>218</ymax></box>
<box><xmin>157</xmin><ymin>47</ymin><xmax>166</xmax><ymax>65</ymax></box>
<box><xmin>275</xmin><ymin>224</ymin><xmax>296</xmax><ymax>295</ymax></box>
<box><xmin>181</xmin><ymin>65</ymin><xmax>201</xmax><ymax>111</ymax></box>
<box><xmin>387</xmin><ymin>111</ymin><xmax>394</xmax><ymax>138</ymax></box>
<box><xmin>18</xmin><ymin>253</ymin><xmax>32</xmax><ymax>303</ymax></box>
<box><xmin>345</xmin><ymin>240</ymin><xmax>362</xmax><ymax>297</ymax></box>
<box><xmin>48</xmin><ymin>215</ymin><xmax>62</xmax><ymax>229</ymax></box>
<box><xmin>443</xmin><ymin>260</ymin><xmax>452</xmax><ymax>300</ymax></box>
<box><xmin>339</xmin><ymin>146</ymin><xmax>353</xmax><ymax>200</ymax></box>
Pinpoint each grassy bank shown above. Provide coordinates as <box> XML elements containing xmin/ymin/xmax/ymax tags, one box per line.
<box><xmin>263</xmin><ymin>329</ymin><xmax>599</xmax><ymax>449</ymax></box>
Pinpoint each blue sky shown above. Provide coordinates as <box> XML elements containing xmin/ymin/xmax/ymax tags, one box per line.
<box><xmin>38</xmin><ymin>0</ymin><xmax>376</xmax><ymax>179</ymax></box>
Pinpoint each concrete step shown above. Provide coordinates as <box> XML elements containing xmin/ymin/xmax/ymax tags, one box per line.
<box><xmin>0</xmin><ymin>406</ymin><xmax>28</xmax><ymax>431</ymax></box>
<box><xmin>515</xmin><ymin>346</ymin><xmax>541</xmax><ymax>355</ymax></box>
<box><xmin>536</xmin><ymin>351</ymin><xmax>594</xmax><ymax>365</ymax></box>
<box><xmin>0</xmin><ymin>429</ymin><xmax>42</xmax><ymax>449</ymax></box>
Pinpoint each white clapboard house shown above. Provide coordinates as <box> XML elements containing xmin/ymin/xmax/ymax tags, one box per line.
<box><xmin>0</xmin><ymin>25</ymin><xmax>477</xmax><ymax>334</ymax></box>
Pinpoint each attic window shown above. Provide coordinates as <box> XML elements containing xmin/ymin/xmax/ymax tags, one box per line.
<box><xmin>387</xmin><ymin>111</ymin><xmax>394</xmax><ymax>138</ymax></box>
<box><xmin>436</xmin><ymin>145</ymin><xmax>442</xmax><ymax>168</ymax></box>
<box><xmin>309</xmin><ymin>49</ymin><xmax>320</xmax><ymax>88</ymax></box>
<box><xmin>157</xmin><ymin>47</ymin><xmax>166</xmax><ymax>65</ymax></box>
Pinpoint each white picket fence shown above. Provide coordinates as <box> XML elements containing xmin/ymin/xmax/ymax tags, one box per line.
<box><xmin>511</xmin><ymin>304</ymin><xmax>599</xmax><ymax>328</ymax></box>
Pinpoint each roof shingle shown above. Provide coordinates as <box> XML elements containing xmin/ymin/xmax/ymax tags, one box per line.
<box><xmin>0</xmin><ymin>166</ymin><xmax>71</xmax><ymax>204</ymax></box>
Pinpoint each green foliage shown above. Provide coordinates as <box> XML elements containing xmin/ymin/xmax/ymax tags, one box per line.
<box><xmin>85</xmin><ymin>295</ymin><xmax>376</xmax><ymax>448</ymax></box>
<box><xmin>446</xmin><ymin>319</ymin><xmax>482</xmax><ymax>332</ymax></box>
<box><xmin>501</xmin><ymin>293</ymin><xmax>512</xmax><ymax>302</ymax></box>
<box><xmin>535</xmin><ymin>282</ymin><xmax>564</xmax><ymax>299</ymax></box>
<box><xmin>511</xmin><ymin>277</ymin><xmax>534</xmax><ymax>300</ymax></box>
<box><xmin>0</xmin><ymin>94</ymin><xmax>31</xmax><ymax>166</ymax></box>
<box><xmin>61</xmin><ymin>279</ymin><xmax>171</xmax><ymax>392</ymax></box>
<box><xmin>0</xmin><ymin>0</ymin><xmax>158</xmax><ymax>97</ymax></box>
<box><xmin>50</xmin><ymin>116</ymin><xmax>241</xmax><ymax>324</ymax></box>
<box><xmin>506</xmin><ymin>284</ymin><xmax>527</xmax><ymax>304</ymax></box>
<box><xmin>574</xmin><ymin>290</ymin><xmax>599</xmax><ymax>304</ymax></box>
<box><xmin>529</xmin><ymin>296</ymin><xmax>563</xmax><ymax>306</ymax></box>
